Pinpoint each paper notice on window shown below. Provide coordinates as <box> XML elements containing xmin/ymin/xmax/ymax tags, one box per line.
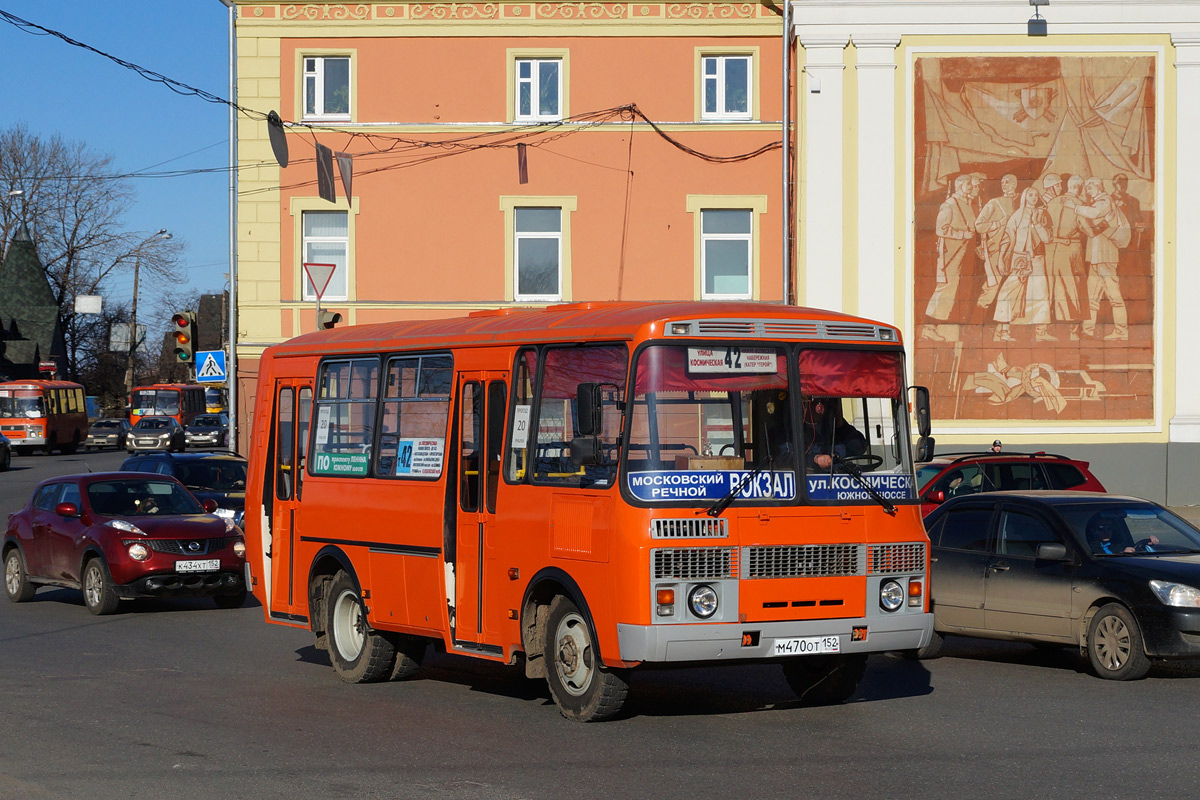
<box><xmin>315</xmin><ymin>405</ymin><xmax>331</xmax><ymax>445</ymax></box>
<box><xmin>687</xmin><ymin>347</ymin><xmax>776</xmax><ymax>374</ymax></box>
<box><xmin>395</xmin><ymin>438</ymin><xmax>445</xmax><ymax>477</ymax></box>
<box><xmin>511</xmin><ymin>405</ymin><xmax>532</xmax><ymax>448</ymax></box>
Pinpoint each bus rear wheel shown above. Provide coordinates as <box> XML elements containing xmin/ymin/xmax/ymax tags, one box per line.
<box><xmin>543</xmin><ymin>595</ymin><xmax>628</xmax><ymax>722</ymax></box>
<box><xmin>325</xmin><ymin>570</ymin><xmax>395</xmax><ymax>683</ymax></box>
<box><xmin>781</xmin><ymin>653</ymin><xmax>867</xmax><ymax>706</ymax></box>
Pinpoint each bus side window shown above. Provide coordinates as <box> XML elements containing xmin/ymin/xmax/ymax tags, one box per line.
<box><xmin>296</xmin><ymin>387</ymin><xmax>312</xmax><ymax>498</ymax></box>
<box><xmin>486</xmin><ymin>380</ymin><xmax>507</xmax><ymax>514</ymax></box>
<box><xmin>460</xmin><ymin>381</ymin><xmax>481</xmax><ymax>511</ymax></box>
<box><xmin>276</xmin><ymin>388</ymin><xmax>294</xmax><ymax>500</ymax></box>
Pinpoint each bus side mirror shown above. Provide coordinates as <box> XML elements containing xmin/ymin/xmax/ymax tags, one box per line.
<box><xmin>576</xmin><ymin>383</ymin><xmax>603</xmax><ymax>436</ymax></box>
<box><xmin>912</xmin><ymin>385</ymin><xmax>931</xmax><ymax>438</ymax></box>
<box><xmin>570</xmin><ymin>436</ymin><xmax>605</xmax><ymax>466</ymax></box>
<box><xmin>916</xmin><ymin>436</ymin><xmax>935</xmax><ymax>462</ymax></box>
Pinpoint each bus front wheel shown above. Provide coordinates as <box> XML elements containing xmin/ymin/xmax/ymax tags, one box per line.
<box><xmin>781</xmin><ymin>653</ymin><xmax>867</xmax><ymax>706</ymax></box>
<box><xmin>543</xmin><ymin>595</ymin><xmax>628</xmax><ymax>722</ymax></box>
<box><xmin>325</xmin><ymin>570</ymin><xmax>395</xmax><ymax>683</ymax></box>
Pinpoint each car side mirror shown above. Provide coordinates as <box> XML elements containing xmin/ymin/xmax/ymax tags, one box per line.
<box><xmin>55</xmin><ymin>502</ymin><xmax>80</xmax><ymax>518</ymax></box>
<box><xmin>923</xmin><ymin>490</ymin><xmax>946</xmax><ymax>505</ymax></box>
<box><xmin>1036</xmin><ymin>542</ymin><xmax>1069</xmax><ymax>561</ymax></box>
<box><xmin>202</xmin><ymin>499</ymin><xmax>219</xmax><ymax>514</ymax></box>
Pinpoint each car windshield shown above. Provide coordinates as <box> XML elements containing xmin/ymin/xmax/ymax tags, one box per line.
<box><xmin>174</xmin><ymin>460</ymin><xmax>247</xmax><ymax>492</ymax></box>
<box><xmin>93</xmin><ymin>420</ymin><xmax>121</xmax><ymax>430</ymax></box>
<box><xmin>916</xmin><ymin>464</ymin><xmax>945</xmax><ymax>492</ymax></box>
<box><xmin>135</xmin><ymin>418</ymin><xmax>170</xmax><ymax>430</ymax></box>
<box><xmin>192</xmin><ymin>415</ymin><xmax>222</xmax><ymax>427</ymax></box>
<box><xmin>86</xmin><ymin>479</ymin><xmax>204</xmax><ymax>517</ymax></box>
<box><xmin>1059</xmin><ymin>503</ymin><xmax>1200</xmax><ymax>555</ymax></box>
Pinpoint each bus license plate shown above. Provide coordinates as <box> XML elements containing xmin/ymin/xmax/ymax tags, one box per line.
<box><xmin>772</xmin><ymin>635</ymin><xmax>841</xmax><ymax>656</ymax></box>
<box><xmin>176</xmin><ymin>559</ymin><xmax>220</xmax><ymax>573</ymax></box>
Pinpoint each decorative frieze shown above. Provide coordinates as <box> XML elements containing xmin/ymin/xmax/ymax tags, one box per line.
<box><xmin>248</xmin><ymin>2</ymin><xmax>766</xmax><ymax>23</ymax></box>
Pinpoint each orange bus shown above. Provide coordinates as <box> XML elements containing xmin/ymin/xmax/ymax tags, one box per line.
<box><xmin>0</xmin><ymin>380</ymin><xmax>88</xmax><ymax>455</ymax></box>
<box><xmin>129</xmin><ymin>383</ymin><xmax>207</xmax><ymax>427</ymax></box>
<box><xmin>244</xmin><ymin>301</ymin><xmax>935</xmax><ymax>721</ymax></box>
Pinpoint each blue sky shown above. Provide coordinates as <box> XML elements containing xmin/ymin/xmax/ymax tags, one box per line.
<box><xmin>1</xmin><ymin>1</ymin><xmax>233</xmax><ymax>303</ymax></box>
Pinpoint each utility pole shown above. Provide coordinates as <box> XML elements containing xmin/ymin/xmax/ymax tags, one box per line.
<box><xmin>122</xmin><ymin>229</ymin><xmax>172</xmax><ymax>401</ymax></box>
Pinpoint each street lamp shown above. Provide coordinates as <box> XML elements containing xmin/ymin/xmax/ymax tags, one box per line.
<box><xmin>122</xmin><ymin>228</ymin><xmax>172</xmax><ymax>403</ymax></box>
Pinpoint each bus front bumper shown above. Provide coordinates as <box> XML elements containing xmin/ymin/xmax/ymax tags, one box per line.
<box><xmin>617</xmin><ymin>612</ymin><xmax>934</xmax><ymax>663</ymax></box>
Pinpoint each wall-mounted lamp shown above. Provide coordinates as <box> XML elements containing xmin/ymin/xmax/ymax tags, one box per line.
<box><xmin>1028</xmin><ymin>0</ymin><xmax>1048</xmax><ymax>36</ymax></box>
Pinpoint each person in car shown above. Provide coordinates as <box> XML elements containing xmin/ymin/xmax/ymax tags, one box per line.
<box><xmin>802</xmin><ymin>398</ymin><xmax>868</xmax><ymax>470</ymax></box>
<box><xmin>1088</xmin><ymin>515</ymin><xmax>1158</xmax><ymax>554</ymax></box>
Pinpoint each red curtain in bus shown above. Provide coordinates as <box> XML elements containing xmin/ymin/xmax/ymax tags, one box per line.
<box><xmin>798</xmin><ymin>350</ymin><xmax>904</xmax><ymax>397</ymax></box>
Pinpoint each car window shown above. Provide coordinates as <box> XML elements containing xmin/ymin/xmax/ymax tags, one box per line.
<box><xmin>1044</xmin><ymin>462</ymin><xmax>1086</xmax><ymax>489</ymax></box>
<box><xmin>997</xmin><ymin>510</ymin><xmax>1060</xmax><ymax>557</ymax></box>
<box><xmin>935</xmin><ymin>507</ymin><xmax>992</xmax><ymax>551</ymax></box>
<box><xmin>932</xmin><ymin>465</ymin><xmax>984</xmax><ymax>498</ymax></box>
<box><xmin>86</xmin><ymin>479</ymin><xmax>204</xmax><ymax>517</ymax></box>
<box><xmin>983</xmin><ymin>463</ymin><xmax>1046</xmax><ymax>491</ymax></box>
<box><xmin>58</xmin><ymin>483</ymin><xmax>82</xmax><ymax>507</ymax></box>
<box><xmin>154</xmin><ymin>461</ymin><xmax>173</xmax><ymax>475</ymax></box>
<box><xmin>33</xmin><ymin>484</ymin><xmax>61</xmax><ymax>511</ymax></box>
<box><xmin>175</xmin><ymin>460</ymin><xmax>247</xmax><ymax>491</ymax></box>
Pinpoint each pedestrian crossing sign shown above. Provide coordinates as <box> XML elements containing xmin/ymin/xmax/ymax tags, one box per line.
<box><xmin>196</xmin><ymin>350</ymin><xmax>227</xmax><ymax>383</ymax></box>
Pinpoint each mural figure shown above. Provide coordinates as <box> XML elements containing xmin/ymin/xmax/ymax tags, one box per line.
<box><xmin>921</xmin><ymin>173</ymin><xmax>976</xmax><ymax>342</ymax></box>
<box><xmin>973</xmin><ymin>173</ymin><xmax>1017</xmax><ymax>316</ymax></box>
<box><xmin>1044</xmin><ymin>174</ymin><xmax>1086</xmax><ymax>340</ymax></box>
<box><xmin>1077</xmin><ymin>176</ymin><xmax>1130</xmax><ymax>340</ymax></box>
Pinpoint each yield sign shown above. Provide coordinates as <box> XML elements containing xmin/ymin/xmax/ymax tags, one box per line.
<box><xmin>302</xmin><ymin>262</ymin><xmax>337</xmax><ymax>301</ymax></box>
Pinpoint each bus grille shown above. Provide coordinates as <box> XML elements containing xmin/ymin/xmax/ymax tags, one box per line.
<box><xmin>670</xmin><ymin>318</ymin><xmax>892</xmax><ymax>341</ymax></box>
<box><xmin>867</xmin><ymin>543</ymin><xmax>926</xmax><ymax>575</ymax></box>
<box><xmin>650</xmin><ymin>518</ymin><xmax>728</xmax><ymax>539</ymax></box>
<box><xmin>745</xmin><ymin>544</ymin><xmax>862</xmax><ymax>579</ymax></box>
<box><xmin>653</xmin><ymin>547</ymin><xmax>737</xmax><ymax>580</ymax></box>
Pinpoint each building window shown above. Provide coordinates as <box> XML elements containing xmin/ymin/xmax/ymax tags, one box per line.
<box><xmin>302</xmin><ymin>211</ymin><xmax>348</xmax><ymax>301</ymax></box>
<box><xmin>701</xmin><ymin>209</ymin><xmax>753</xmax><ymax>299</ymax></box>
<box><xmin>701</xmin><ymin>55</ymin><xmax>751</xmax><ymax>120</ymax></box>
<box><xmin>515</xmin><ymin>58</ymin><xmax>561</xmax><ymax>121</ymax></box>
<box><xmin>514</xmin><ymin>207</ymin><xmax>562</xmax><ymax>301</ymax></box>
<box><xmin>304</xmin><ymin>56</ymin><xmax>350</xmax><ymax>119</ymax></box>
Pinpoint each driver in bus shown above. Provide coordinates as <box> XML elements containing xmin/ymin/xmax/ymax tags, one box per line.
<box><xmin>803</xmin><ymin>398</ymin><xmax>868</xmax><ymax>470</ymax></box>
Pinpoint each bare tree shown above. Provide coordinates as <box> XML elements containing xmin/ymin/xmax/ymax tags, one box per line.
<box><xmin>0</xmin><ymin>123</ymin><xmax>187</xmax><ymax>381</ymax></box>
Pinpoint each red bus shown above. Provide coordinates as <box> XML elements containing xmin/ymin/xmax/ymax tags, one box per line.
<box><xmin>129</xmin><ymin>383</ymin><xmax>207</xmax><ymax>428</ymax></box>
<box><xmin>0</xmin><ymin>380</ymin><xmax>88</xmax><ymax>455</ymax></box>
<box><xmin>244</xmin><ymin>302</ymin><xmax>934</xmax><ymax>721</ymax></box>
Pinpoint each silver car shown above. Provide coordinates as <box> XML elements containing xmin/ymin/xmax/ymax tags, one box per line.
<box><xmin>184</xmin><ymin>413</ymin><xmax>230</xmax><ymax>448</ymax></box>
<box><xmin>127</xmin><ymin>416</ymin><xmax>186</xmax><ymax>452</ymax></box>
<box><xmin>86</xmin><ymin>418</ymin><xmax>132</xmax><ymax>450</ymax></box>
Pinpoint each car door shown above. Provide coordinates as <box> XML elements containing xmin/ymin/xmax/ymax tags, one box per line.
<box><xmin>46</xmin><ymin>482</ymin><xmax>87</xmax><ymax>582</ymax></box>
<box><xmin>24</xmin><ymin>483</ymin><xmax>63</xmax><ymax>577</ymax></box>
<box><xmin>982</xmin><ymin>504</ymin><xmax>1074</xmax><ymax>639</ymax></box>
<box><xmin>928</xmin><ymin>502</ymin><xmax>996</xmax><ymax>632</ymax></box>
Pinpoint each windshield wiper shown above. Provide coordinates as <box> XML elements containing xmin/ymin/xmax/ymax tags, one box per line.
<box><xmin>832</xmin><ymin>455</ymin><xmax>897</xmax><ymax>516</ymax></box>
<box><xmin>704</xmin><ymin>456</ymin><xmax>773</xmax><ymax>518</ymax></box>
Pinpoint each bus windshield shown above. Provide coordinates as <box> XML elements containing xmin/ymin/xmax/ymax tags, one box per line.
<box><xmin>132</xmin><ymin>389</ymin><xmax>180</xmax><ymax>417</ymax></box>
<box><xmin>625</xmin><ymin>344</ymin><xmax>917</xmax><ymax>506</ymax></box>
<box><xmin>0</xmin><ymin>394</ymin><xmax>46</xmax><ymax>418</ymax></box>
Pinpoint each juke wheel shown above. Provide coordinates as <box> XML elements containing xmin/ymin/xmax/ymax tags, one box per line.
<box><xmin>4</xmin><ymin>550</ymin><xmax>36</xmax><ymax>602</ymax></box>
<box><xmin>325</xmin><ymin>570</ymin><xmax>395</xmax><ymax>683</ymax></box>
<box><xmin>1087</xmin><ymin>603</ymin><xmax>1150</xmax><ymax>681</ymax></box>
<box><xmin>82</xmin><ymin>559</ymin><xmax>120</xmax><ymax>615</ymax></box>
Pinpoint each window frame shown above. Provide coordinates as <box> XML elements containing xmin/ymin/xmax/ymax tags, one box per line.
<box><xmin>500</xmin><ymin>196</ymin><xmax>576</xmax><ymax>303</ymax></box>
<box><xmin>701</xmin><ymin>54</ymin><xmax>753</xmax><ymax>120</ymax></box>
<box><xmin>686</xmin><ymin>196</ymin><xmax>768</xmax><ymax>301</ymax></box>
<box><xmin>507</xmin><ymin>49</ymin><xmax>569</xmax><ymax>124</ymax></box>
<box><xmin>299</xmin><ymin>52</ymin><xmax>354</xmax><ymax>122</ymax></box>
<box><xmin>290</xmin><ymin>197</ymin><xmax>360</xmax><ymax>320</ymax></box>
<box><xmin>695</xmin><ymin>49</ymin><xmax>759</xmax><ymax>122</ymax></box>
<box><xmin>375</xmin><ymin>353</ymin><xmax>454</xmax><ymax>482</ymax></box>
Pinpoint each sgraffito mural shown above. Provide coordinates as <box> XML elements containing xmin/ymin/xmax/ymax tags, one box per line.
<box><xmin>913</xmin><ymin>54</ymin><xmax>1156</xmax><ymax>423</ymax></box>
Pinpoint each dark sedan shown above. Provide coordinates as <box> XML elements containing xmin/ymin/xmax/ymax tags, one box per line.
<box><xmin>3</xmin><ymin>473</ymin><xmax>246</xmax><ymax>614</ymax></box>
<box><xmin>919</xmin><ymin>491</ymin><xmax>1200</xmax><ymax>680</ymax></box>
<box><xmin>85</xmin><ymin>417</ymin><xmax>132</xmax><ymax>451</ymax></box>
<box><xmin>0</xmin><ymin>432</ymin><xmax>9</xmax><ymax>471</ymax></box>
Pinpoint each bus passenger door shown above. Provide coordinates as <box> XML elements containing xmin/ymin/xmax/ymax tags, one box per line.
<box><xmin>269</xmin><ymin>380</ymin><xmax>313</xmax><ymax>617</ymax></box>
<box><xmin>453</xmin><ymin>372</ymin><xmax>507</xmax><ymax>645</ymax></box>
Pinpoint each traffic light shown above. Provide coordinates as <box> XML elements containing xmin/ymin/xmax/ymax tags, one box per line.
<box><xmin>318</xmin><ymin>310</ymin><xmax>342</xmax><ymax>330</ymax></box>
<box><xmin>172</xmin><ymin>311</ymin><xmax>196</xmax><ymax>362</ymax></box>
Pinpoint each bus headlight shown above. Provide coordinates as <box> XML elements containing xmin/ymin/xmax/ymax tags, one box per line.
<box><xmin>689</xmin><ymin>585</ymin><xmax>718</xmax><ymax>619</ymax></box>
<box><xmin>879</xmin><ymin>580</ymin><xmax>905</xmax><ymax>612</ymax></box>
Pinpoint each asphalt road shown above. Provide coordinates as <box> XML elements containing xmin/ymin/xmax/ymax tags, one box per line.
<box><xmin>3</xmin><ymin>449</ymin><xmax>1200</xmax><ymax>800</ymax></box>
